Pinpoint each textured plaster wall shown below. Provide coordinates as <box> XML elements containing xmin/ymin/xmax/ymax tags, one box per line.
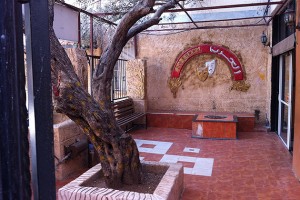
<box><xmin>137</xmin><ymin>26</ymin><xmax>271</xmax><ymax>123</ymax></box>
<box><xmin>65</xmin><ymin>48</ymin><xmax>88</xmax><ymax>91</ymax></box>
<box><xmin>126</xmin><ymin>59</ymin><xmax>147</xmax><ymax>124</ymax></box>
<box><xmin>126</xmin><ymin>59</ymin><xmax>146</xmax><ymax>100</ymax></box>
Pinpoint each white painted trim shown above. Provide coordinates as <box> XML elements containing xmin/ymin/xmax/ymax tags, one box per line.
<box><xmin>278</xmin><ymin>53</ymin><xmax>293</xmax><ymax>150</ymax></box>
<box><xmin>278</xmin><ymin>55</ymin><xmax>283</xmax><ymax>144</ymax></box>
<box><xmin>287</xmin><ymin>54</ymin><xmax>293</xmax><ymax>150</ymax></box>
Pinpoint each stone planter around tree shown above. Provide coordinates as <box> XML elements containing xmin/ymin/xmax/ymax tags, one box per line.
<box><xmin>58</xmin><ymin>161</ymin><xmax>184</xmax><ymax>200</ymax></box>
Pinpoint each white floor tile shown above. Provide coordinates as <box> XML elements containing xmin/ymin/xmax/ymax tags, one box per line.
<box><xmin>160</xmin><ymin>154</ymin><xmax>179</xmax><ymax>163</ymax></box>
<box><xmin>184</xmin><ymin>168</ymin><xmax>193</xmax><ymax>174</ymax></box>
<box><xmin>160</xmin><ymin>154</ymin><xmax>214</xmax><ymax>176</ymax></box>
<box><xmin>135</xmin><ymin>139</ymin><xmax>173</xmax><ymax>154</ymax></box>
<box><xmin>135</xmin><ymin>139</ymin><xmax>214</xmax><ymax>177</ymax></box>
<box><xmin>192</xmin><ymin>158</ymin><xmax>214</xmax><ymax>176</ymax></box>
<box><xmin>183</xmin><ymin>147</ymin><xmax>200</xmax><ymax>153</ymax></box>
<box><xmin>179</xmin><ymin>156</ymin><xmax>197</xmax><ymax>163</ymax></box>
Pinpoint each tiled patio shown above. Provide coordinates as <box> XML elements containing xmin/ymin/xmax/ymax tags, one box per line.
<box><xmin>56</xmin><ymin>127</ymin><xmax>300</xmax><ymax>200</ymax></box>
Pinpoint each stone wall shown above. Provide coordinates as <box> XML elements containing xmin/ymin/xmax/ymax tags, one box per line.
<box><xmin>137</xmin><ymin>26</ymin><xmax>271</xmax><ymax>123</ymax></box>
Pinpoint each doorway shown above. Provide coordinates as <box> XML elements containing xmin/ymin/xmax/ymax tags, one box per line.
<box><xmin>278</xmin><ymin>52</ymin><xmax>294</xmax><ymax>150</ymax></box>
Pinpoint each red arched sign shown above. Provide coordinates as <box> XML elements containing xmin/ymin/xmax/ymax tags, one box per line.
<box><xmin>171</xmin><ymin>44</ymin><xmax>244</xmax><ymax>81</ymax></box>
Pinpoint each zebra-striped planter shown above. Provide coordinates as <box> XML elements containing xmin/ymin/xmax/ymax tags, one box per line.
<box><xmin>58</xmin><ymin>161</ymin><xmax>184</xmax><ymax>200</ymax></box>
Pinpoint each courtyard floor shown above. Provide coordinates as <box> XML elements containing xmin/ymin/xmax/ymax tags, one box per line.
<box><xmin>56</xmin><ymin>127</ymin><xmax>300</xmax><ymax>200</ymax></box>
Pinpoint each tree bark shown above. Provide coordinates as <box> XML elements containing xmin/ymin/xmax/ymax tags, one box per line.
<box><xmin>49</xmin><ymin>0</ymin><xmax>180</xmax><ymax>187</ymax></box>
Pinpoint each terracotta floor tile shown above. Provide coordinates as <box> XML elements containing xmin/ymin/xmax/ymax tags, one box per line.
<box><xmin>140</xmin><ymin>143</ymin><xmax>156</xmax><ymax>148</ymax></box>
<box><xmin>232</xmin><ymin>183</ymin><xmax>258</xmax><ymax>197</ymax></box>
<box><xmin>254</xmin><ymin>176</ymin><xmax>279</xmax><ymax>189</ymax></box>
<box><xmin>232</xmin><ymin>196</ymin><xmax>258</xmax><ymax>200</ymax></box>
<box><xmin>283</xmin><ymin>187</ymin><xmax>300</xmax><ymax>200</ymax></box>
<box><xmin>210</xmin><ymin>181</ymin><xmax>233</xmax><ymax>193</ymax></box>
<box><xmin>166</xmin><ymin>144</ymin><xmax>185</xmax><ymax>155</ymax></box>
<box><xmin>256</xmin><ymin>189</ymin><xmax>284</xmax><ymax>200</ymax></box>
<box><xmin>56</xmin><ymin>127</ymin><xmax>300</xmax><ymax>200</ymax></box>
<box><xmin>233</xmin><ymin>186</ymin><xmax>257</xmax><ymax>199</ymax></box>
<box><xmin>231</xmin><ymin>169</ymin><xmax>254</xmax><ymax>179</ymax></box>
<box><xmin>141</xmin><ymin>153</ymin><xmax>163</xmax><ymax>162</ymax></box>
<box><xmin>207</xmin><ymin>191</ymin><xmax>233</xmax><ymax>200</ymax></box>
<box><xmin>177</xmin><ymin>161</ymin><xmax>195</xmax><ymax>168</ymax></box>
<box><xmin>182</xmin><ymin>189</ymin><xmax>208</xmax><ymax>200</ymax></box>
<box><xmin>211</xmin><ymin>169</ymin><xmax>233</xmax><ymax>178</ymax></box>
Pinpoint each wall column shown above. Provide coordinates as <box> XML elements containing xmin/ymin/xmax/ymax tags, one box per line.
<box><xmin>126</xmin><ymin>59</ymin><xmax>147</xmax><ymax>124</ymax></box>
<box><xmin>293</xmin><ymin>0</ymin><xmax>300</xmax><ymax>180</ymax></box>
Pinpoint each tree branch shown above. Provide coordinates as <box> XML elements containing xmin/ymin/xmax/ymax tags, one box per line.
<box><xmin>92</xmin><ymin>0</ymin><xmax>184</xmax><ymax>103</ymax></box>
<box><xmin>127</xmin><ymin>0</ymin><xmax>179</xmax><ymax>39</ymax></box>
<box><xmin>94</xmin><ymin>0</ymin><xmax>156</xmax><ymax>79</ymax></box>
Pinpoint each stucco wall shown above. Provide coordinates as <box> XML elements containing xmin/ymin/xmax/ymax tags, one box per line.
<box><xmin>137</xmin><ymin>26</ymin><xmax>271</xmax><ymax>123</ymax></box>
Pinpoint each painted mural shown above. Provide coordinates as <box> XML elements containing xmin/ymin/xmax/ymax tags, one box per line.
<box><xmin>168</xmin><ymin>44</ymin><xmax>250</xmax><ymax>98</ymax></box>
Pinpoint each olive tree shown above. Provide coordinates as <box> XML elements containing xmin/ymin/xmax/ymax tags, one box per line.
<box><xmin>49</xmin><ymin>0</ymin><xmax>186</xmax><ymax>188</ymax></box>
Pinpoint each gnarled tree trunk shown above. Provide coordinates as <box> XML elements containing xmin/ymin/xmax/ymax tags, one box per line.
<box><xmin>49</xmin><ymin>0</ymin><xmax>180</xmax><ymax>188</ymax></box>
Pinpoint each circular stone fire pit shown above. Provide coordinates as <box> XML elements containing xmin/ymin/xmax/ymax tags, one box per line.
<box><xmin>204</xmin><ymin>115</ymin><xmax>227</xmax><ymax>119</ymax></box>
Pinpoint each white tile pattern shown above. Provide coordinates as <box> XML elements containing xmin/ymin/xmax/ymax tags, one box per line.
<box><xmin>135</xmin><ymin>139</ymin><xmax>173</xmax><ymax>154</ymax></box>
<box><xmin>160</xmin><ymin>155</ymin><xmax>214</xmax><ymax>176</ymax></box>
<box><xmin>135</xmin><ymin>139</ymin><xmax>214</xmax><ymax>177</ymax></box>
